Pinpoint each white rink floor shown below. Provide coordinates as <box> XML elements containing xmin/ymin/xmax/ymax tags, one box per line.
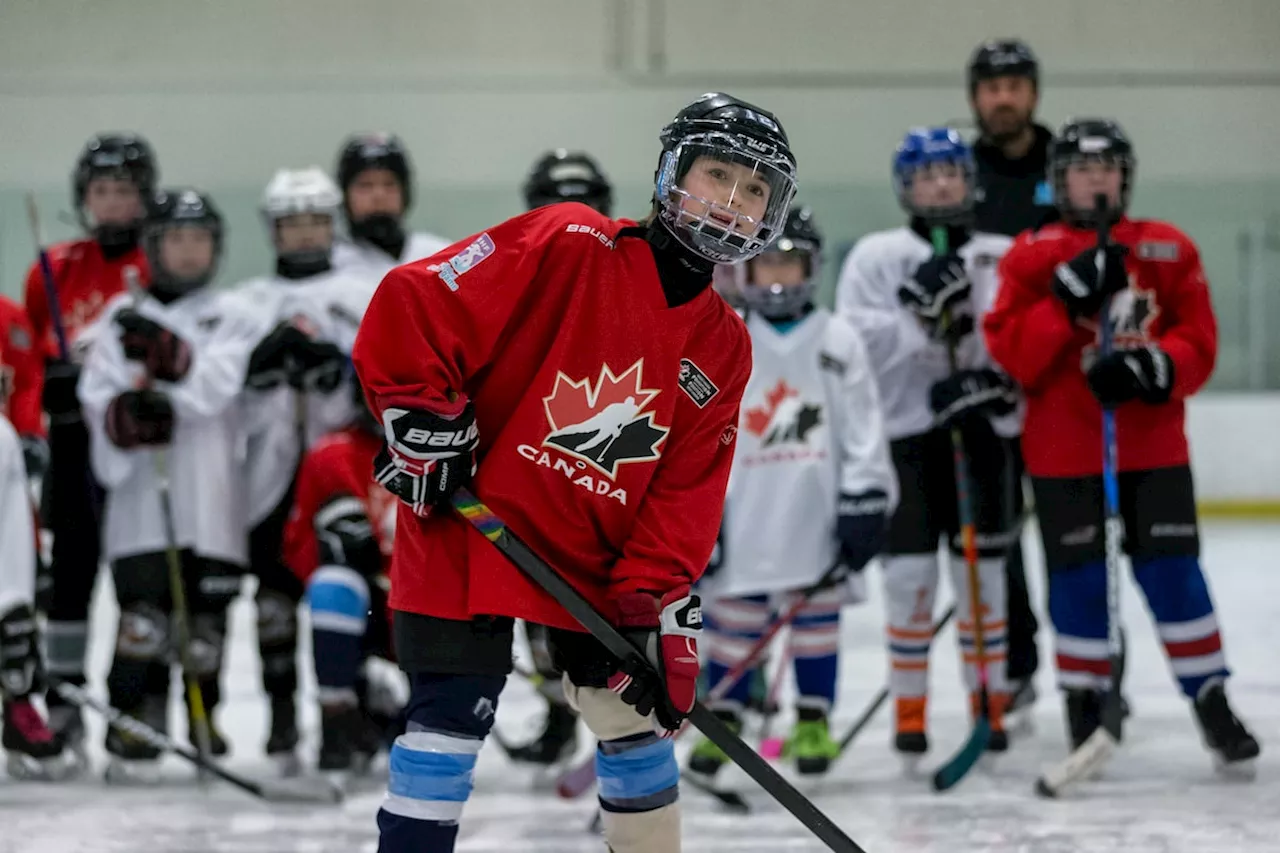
<box><xmin>2</xmin><ymin>520</ymin><xmax>1278</xmax><ymax>853</ymax></box>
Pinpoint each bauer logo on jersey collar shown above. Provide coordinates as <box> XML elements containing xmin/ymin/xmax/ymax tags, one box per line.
<box><xmin>436</xmin><ymin>233</ymin><xmax>496</xmax><ymax>292</ymax></box>
<box><xmin>677</xmin><ymin>358</ymin><xmax>720</xmax><ymax>408</ymax></box>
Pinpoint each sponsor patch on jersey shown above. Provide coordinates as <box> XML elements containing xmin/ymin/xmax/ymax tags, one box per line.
<box><xmin>818</xmin><ymin>352</ymin><xmax>847</xmax><ymax>377</ymax></box>
<box><xmin>676</xmin><ymin>358</ymin><xmax>719</xmax><ymax>408</ymax></box>
<box><xmin>437</xmin><ymin>233</ymin><xmax>496</xmax><ymax>291</ymax></box>
<box><xmin>1137</xmin><ymin>241</ymin><xmax>1180</xmax><ymax>262</ymax></box>
<box><xmin>7</xmin><ymin>322</ymin><xmax>30</xmax><ymax>351</ymax></box>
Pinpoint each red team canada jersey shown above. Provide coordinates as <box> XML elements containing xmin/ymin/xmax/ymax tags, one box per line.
<box><xmin>282</xmin><ymin>426</ymin><xmax>397</xmax><ymax>585</ymax></box>
<box><xmin>0</xmin><ymin>296</ymin><xmax>43</xmax><ymax>437</ymax></box>
<box><xmin>984</xmin><ymin>218</ymin><xmax>1217</xmax><ymax>478</ymax></box>
<box><xmin>353</xmin><ymin>203</ymin><xmax>751</xmax><ymax>631</ymax></box>
<box><xmin>23</xmin><ymin>239</ymin><xmax>149</xmax><ymax>359</ymax></box>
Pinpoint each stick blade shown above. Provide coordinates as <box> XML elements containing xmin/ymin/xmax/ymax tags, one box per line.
<box><xmin>1033</xmin><ymin>728</ymin><xmax>1118</xmax><ymax>798</ymax></box>
<box><xmin>931</xmin><ymin>717</ymin><xmax>992</xmax><ymax>792</ymax></box>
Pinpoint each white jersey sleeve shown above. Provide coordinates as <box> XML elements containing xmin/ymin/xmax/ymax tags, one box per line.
<box><xmin>78</xmin><ymin>289</ymin><xmax>256</xmax><ymax>566</ymax></box>
<box><xmin>0</xmin><ymin>416</ymin><xmax>35</xmax><ymax>614</ymax></box>
<box><xmin>821</xmin><ymin>315</ymin><xmax>898</xmax><ymax>509</ymax></box>
<box><xmin>332</xmin><ymin>230</ymin><xmax>451</xmax><ymax>283</ymax></box>
<box><xmin>835</xmin><ymin>227</ymin><xmax>1016</xmax><ymax>440</ymax></box>
<box><xmin>235</xmin><ymin>270</ymin><xmax>373</xmax><ymax>527</ymax></box>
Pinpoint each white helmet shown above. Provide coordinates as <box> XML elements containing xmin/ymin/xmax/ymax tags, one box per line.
<box><xmin>260</xmin><ymin>167</ymin><xmax>341</xmax><ymax>222</ymax></box>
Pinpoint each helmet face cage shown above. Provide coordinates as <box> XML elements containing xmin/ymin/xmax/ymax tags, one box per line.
<box><xmin>1050</xmin><ymin>121</ymin><xmax>1136</xmax><ymax>226</ymax></box>
<box><xmin>73</xmin><ymin>134</ymin><xmax>157</xmax><ymax>232</ymax></box>
<box><xmin>738</xmin><ymin>237</ymin><xmax>821</xmax><ymax>320</ymax></box>
<box><xmin>655</xmin><ymin>133</ymin><xmax>797</xmax><ymax>265</ymax></box>
<box><xmin>143</xmin><ymin>189</ymin><xmax>223</xmax><ymax>294</ymax></box>
<box><xmin>893</xmin><ymin>129</ymin><xmax>977</xmax><ymax>225</ymax></box>
<box><xmin>338</xmin><ymin>134</ymin><xmax>413</xmax><ymax>214</ymax></box>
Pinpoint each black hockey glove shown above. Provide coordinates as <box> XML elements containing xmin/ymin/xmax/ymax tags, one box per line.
<box><xmin>287</xmin><ymin>338</ymin><xmax>347</xmax><ymax>394</ymax></box>
<box><xmin>898</xmin><ymin>253</ymin><xmax>975</xmax><ymax>344</ymax></box>
<box><xmin>19</xmin><ymin>435</ymin><xmax>48</xmax><ymax>480</ymax></box>
<box><xmin>1086</xmin><ymin>344</ymin><xmax>1175</xmax><ymax>407</ymax></box>
<box><xmin>836</xmin><ymin>489</ymin><xmax>891</xmax><ymax>575</ymax></box>
<box><xmin>0</xmin><ymin>604</ymin><xmax>45</xmax><ymax>698</ymax></box>
<box><xmin>116</xmin><ymin>309</ymin><xmax>192</xmax><ymax>382</ymax></box>
<box><xmin>245</xmin><ymin>322</ymin><xmax>310</xmax><ymax>391</ymax></box>
<box><xmin>1052</xmin><ymin>244</ymin><xmax>1130</xmax><ymax>319</ymax></box>
<box><xmin>373</xmin><ymin>401</ymin><xmax>478</xmax><ymax>518</ymax></box>
<box><xmin>41</xmin><ymin>359</ymin><xmax>82</xmax><ymax>424</ymax></box>
<box><xmin>930</xmin><ymin>368</ymin><xmax>1018</xmax><ymax>428</ymax></box>
<box><xmin>314</xmin><ymin>494</ymin><xmax>383</xmax><ymax>579</ymax></box>
<box><xmin>104</xmin><ymin>389</ymin><xmax>175</xmax><ymax>448</ymax></box>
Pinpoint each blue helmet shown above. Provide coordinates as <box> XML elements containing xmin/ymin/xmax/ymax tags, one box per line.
<box><xmin>892</xmin><ymin>127</ymin><xmax>976</xmax><ymax>224</ymax></box>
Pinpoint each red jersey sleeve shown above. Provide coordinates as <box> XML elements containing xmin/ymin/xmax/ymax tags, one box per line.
<box><xmin>609</xmin><ymin>322</ymin><xmax>751</xmax><ymax>599</ymax></box>
<box><xmin>352</xmin><ymin>207</ymin><xmax>562</xmax><ymax>415</ymax></box>
<box><xmin>282</xmin><ymin>437</ymin><xmax>365</xmax><ymax>584</ymax></box>
<box><xmin>0</xmin><ymin>298</ymin><xmax>44</xmax><ymax>437</ymax></box>
<box><xmin>1153</xmin><ymin>232</ymin><xmax>1217</xmax><ymax>399</ymax></box>
<box><xmin>22</xmin><ymin>257</ymin><xmax>54</xmax><ymax>359</ymax></box>
<box><xmin>983</xmin><ymin>233</ymin><xmax>1079</xmax><ymax>394</ymax></box>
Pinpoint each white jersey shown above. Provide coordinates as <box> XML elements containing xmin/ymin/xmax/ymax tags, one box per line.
<box><xmin>0</xmin><ymin>416</ymin><xmax>36</xmax><ymax>614</ymax></box>
<box><xmin>835</xmin><ymin>226</ymin><xmax>1018</xmax><ymax>441</ymax></box>
<box><xmin>233</xmin><ymin>269</ymin><xmax>374</xmax><ymax>527</ymax></box>
<box><xmin>332</xmin><ymin>231</ymin><xmax>451</xmax><ymax>283</ymax></box>
<box><xmin>709</xmin><ymin>308</ymin><xmax>898</xmax><ymax>599</ymax></box>
<box><xmin>77</xmin><ymin>289</ymin><xmax>261</xmax><ymax>566</ymax></box>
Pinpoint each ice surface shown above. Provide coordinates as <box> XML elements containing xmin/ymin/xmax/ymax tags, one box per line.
<box><xmin>2</xmin><ymin>520</ymin><xmax>1277</xmax><ymax>852</ymax></box>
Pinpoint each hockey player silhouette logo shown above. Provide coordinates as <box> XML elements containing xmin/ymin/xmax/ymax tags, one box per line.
<box><xmin>743</xmin><ymin>379</ymin><xmax>823</xmax><ymax>447</ymax></box>
<box><xmin>1081</xmin><ymin>280</ymin><xmax>1161</xmax><ymax>357</ymax></box>
<box><xmin>541</xmin><ymin>360</ymin><xmax>669</xmax><ymax>479</ymax></box>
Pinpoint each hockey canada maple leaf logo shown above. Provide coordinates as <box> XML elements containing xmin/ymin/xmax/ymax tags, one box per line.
<box><xmin>743</xmin><ymin>379</ymin><xmax>823</xmax><ymax>447</ymax></box>
<box><xmin>541</xmin><ymin>360</ymin><xmax>670</xmax><ymax>479</ymax></box>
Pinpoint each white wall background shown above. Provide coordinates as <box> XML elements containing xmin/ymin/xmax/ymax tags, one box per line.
<box><xmin>1</xmin><ymin>0</ymin><xmax>1277</xmax><ymax>191</ymax></box>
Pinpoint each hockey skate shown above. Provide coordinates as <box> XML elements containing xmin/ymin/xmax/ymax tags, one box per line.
<box><xmin>266</xmin><ymin>695</ymin><xmax>301</xmax><ymax>777</ymax></box>
<box><xmin>104</xmin><ymin>696</ymin><xmax>167</xmax><ymax>785</ymax></box>
<box><xmin>45</xmin><ymin>699</ymin><xmax>88</xmax><ymax>765</ymax></box>
<box><xmin>893</xmin><ymin>697</ymin><xmax>928</xmax><ymax>775</ymax></box>
<box><xmin>2</xmin><ymin>699</ymin><xmax>83</xmax><ymax>781</ymax></box>
<box><xmin>1193</xmin><ymin>679</ymin><xmax>1260</xmax><ymax>777</ymax></box>
<box><xmin>187</xmin><ymin>711</ymin><xmax>229</xmax><ymax>758</ymax></box>
<box><xmin>782</xmin><ymin>709</ymin><xmax>841</xmax><ymax>776</ymax></box>
<box><xmin>686</xmin><ymin>708</ymin><xmax>742</xmax><ymax>781</ymax></box>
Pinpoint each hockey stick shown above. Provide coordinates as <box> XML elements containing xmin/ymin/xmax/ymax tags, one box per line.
<box><xmin>123</xmin><ymin>268</ymin><xmax>215</xmax><ymax>783</ymax></box>
<box><xmin>452</xmin><ymin>489</ymin><xmax>867</xmax><ymax>853</ymax></box>
<box><xmin>1035</xmin><ymin>194</ymin><xmax>1124</xmax><ymax>797</ymax></box>
<box><xmin>930</xmin><ymin>226</ymin><xmax>994</xmax><ymax>792</ymax></box>
<box><xmin>52</xmin><ymin>680</ymin><xmax>343</xmax><ymax>804</ymax></box>
<box><xmin>556</xmin><ymin>559</ymin><xmax>846</xmax><ymax>799</ymax></box>
<box><xmin>832</xmin><ymin>604</ymin><xmax>957</xmax><ymax>762</ymax></box>
<box><xmin>25</xmin><ymin>193</ymin><xmax>71</xmax><ymax>361</ymax></box>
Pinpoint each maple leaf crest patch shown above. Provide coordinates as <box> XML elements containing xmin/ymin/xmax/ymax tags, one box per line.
<box><xmin>541</xmin><ymin>360</ymin><xmax>670</xmax><ymax>479</ymax></box>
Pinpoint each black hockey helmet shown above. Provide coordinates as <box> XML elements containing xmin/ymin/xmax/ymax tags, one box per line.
<box><xmin>654</xmin><ymin>92</ymin><xmax>798</xmax><ymax>265</ymax></box>
<box><xmin>336</xmin><ymin>133</ymin><xmax>414</xmax><ymax>213</ymax></box>
<box><xmin>73</xmin><ymin>132</ymin><xmax>157</xmax><ymax>249</ymax></box>
<box><xmin>967</xmin><ymin>39</ymin><xmax>1040</xmax><ymax>94</ymax></box>
<box><xmin>738</xmin><ymin>204</ymin><xmax>824</xmax><ymax>319</ymax></box>
<box><xmin>1049</xmin><ymin>118</ymin><xmax>1136</xmax><ymax>227</ymax></box>
<box><xmin>142</xmin><ymin>187</ymin><xmax>224</xmax><ymax>298</ymax></box>
<box><xmin>524</xmin><ymin>149</ymin><xmax>613</xmax><ymax>216</ymax></box>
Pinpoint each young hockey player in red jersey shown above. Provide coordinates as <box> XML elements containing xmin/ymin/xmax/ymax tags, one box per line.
<box><xmin>984</xmin><ymin>118</ymin><xmax>1260</xmax><ymax>769</ymax></box>
<box><xmin>282</xmin><ymin>387</ymin><xmax>402</xmax><ymax>782</ymax></box>
<box><xmin>25</xmin><ymin>134</ymin><xmax>158</xmax><ymax>749</ymax></box>
<box><xmin>0</xmin><ymin>297</ymin><xmax>45</xmax><ymax>483</ymax></box>
<box><xmin>354</xmin><ymin>93</ymin><xmax>798</xmax><ymax>853</ymax></box>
